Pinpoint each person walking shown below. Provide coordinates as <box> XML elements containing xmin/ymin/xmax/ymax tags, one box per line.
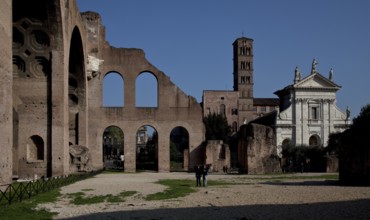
<box><xmin>202</xmin><ymin>165</ymin><xmax>208</xmax><ymax>187</ymax></box>
<box><xmin>195</xmin><ymin>165</ymin><xmax>202</xmax><ymax>187</ymax></box>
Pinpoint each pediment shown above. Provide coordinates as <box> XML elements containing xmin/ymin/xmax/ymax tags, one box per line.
<box><xmin>294</xmin><ymin>73</ymin><xmax>340</xmax><ymax>89</ymax></box>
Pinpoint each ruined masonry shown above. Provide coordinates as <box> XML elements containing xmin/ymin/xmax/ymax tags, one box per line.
<box><xmin>1</xmin><ymin>0</ymin><xmax>205</xmax><ymax>184</ymax></box>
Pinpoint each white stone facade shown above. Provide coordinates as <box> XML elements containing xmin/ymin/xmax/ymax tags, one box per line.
<box><xmin>274</xmin><ymin>60</ymin><xmax>350</xmax><ymax>156</ymax></box>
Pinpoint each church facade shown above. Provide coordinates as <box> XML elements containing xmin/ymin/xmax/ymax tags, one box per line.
<box><xmin>203</xmin><ymin>37</ymin><xmax>350</xmax><ymax>161</ymax></box>
<box><xmin>273</xmin><ymin>60</ymin><xmax>350</xmax><ymax>155</ymax></box>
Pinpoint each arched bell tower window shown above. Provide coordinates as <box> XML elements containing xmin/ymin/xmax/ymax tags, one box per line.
<box><xmin>220</xmin><ymin>104</ymin><xmax>226</xmax><ymax>117</ymax></box>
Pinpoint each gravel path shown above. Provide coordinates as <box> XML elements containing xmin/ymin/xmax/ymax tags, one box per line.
<box><xmin>38</xmin><ymin>172</ymin><xmax>370</xmax><ymax>220</ymax></box>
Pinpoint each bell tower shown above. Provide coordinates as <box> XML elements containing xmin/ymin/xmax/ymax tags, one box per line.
<box><xmin>232</xmin><ymin>37</ymin><xmax>254</xmax><ymax>125</ymax></box>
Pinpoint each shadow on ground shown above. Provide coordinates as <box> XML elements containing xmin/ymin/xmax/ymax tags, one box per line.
<box><xmin>60</xmin><ymin>199</ymin><xmax>370</xmax><ymax>220</ymax></box>
<box><xmin>261</xmin><ymin>180</ymin><xmax>339</xmax><ymax>186</ymax></box>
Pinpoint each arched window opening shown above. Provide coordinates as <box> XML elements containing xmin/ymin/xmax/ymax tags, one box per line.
<box><xmin>103</xmin><ymin>72</ymin><xmax>124</xmax><ymax>107</ymax></box>
<box><xmin>136</xmin><ymin>125</ymin><xmax>158</xmax><ymax>171</ymax></box>
<box><xmin>232</xmin><ymin>121</ymin><xmax>238</xmax><ymax>132</ymax></box>
<box><xmin>309</xmin><ymin>135</ymin><xmax>321</xmax><ymax>146</ymax></box>
<box><xmin>170</xmin><ymin>126</ymin><xmax>189</xmax><ymax>171</ymax></box>
<box><xmin>136</xmin><ymin>72</ymin><xmax>158</xmax><ymax>107</ymax></box>
<box><xmin>68</xmin><ymin>27</ymin><xmax>85</xmax><ymax>146</ymax></box>
<box><xmin>282</xmin><ymin>138</ymin><xmax>291</xmax><ymax>147</ymax></box>
<box><xmin>220</xmin><ymin>104</ymin><xmax>226</xmax><ymax>117</ymax></box>
<box><xmin>103</xmin><ymin>126</ymin><xmax>124</xmax><ymax>170</ymax></box>
<box><xmin>27</xmin><ymin>135</ymin><xmax>44</xmax><ymax>161</ymax></box>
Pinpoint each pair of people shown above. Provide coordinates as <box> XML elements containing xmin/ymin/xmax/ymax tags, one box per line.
<box><xmin>195</xmin><ymin>165</ymin><xmax>208</xmax><ymax>187</ymax></box>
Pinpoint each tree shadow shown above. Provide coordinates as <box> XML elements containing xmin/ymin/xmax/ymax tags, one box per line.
<box><xmin>261</xmin><ymin>179</ymin><xmax>339</xmax><ymax>186</ymax></box>
<box><xmin>61</xmin><ymin>199</ymin><xmax>370</xmax><ymax>220</ymax></box>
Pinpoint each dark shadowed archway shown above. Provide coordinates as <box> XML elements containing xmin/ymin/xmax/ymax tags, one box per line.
<box><xmin>170</xmin><ymin>126</ymin><xmax>189</xmax><ymax>171</ymax></box>
<box><xmin>69</xmin><ymin>27</ymin><xmax>85</xmax><ymax>146</ymax></box>
<box><xmin>103</xmin><ymin>126</ymin><xmax>124</xmax><ymax>170</ymax></box>
<box><xmin>136</xmin><ymin>125</ymin><xmax>158</xmax><ymax>171</ymax></box>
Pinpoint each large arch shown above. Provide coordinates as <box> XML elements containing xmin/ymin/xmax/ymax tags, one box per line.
<box><xmin>103</xmin><ymin>126</ymin><xmax>124</xmax><ymax>170</ymax></box>
<box><xmin>136</xmin><ymin>125</ymin><xmax>158</xmax><ymax>171</ymax></box>
<box><xmin>170</xmin><ymin>126</ymin><xmax>189</xmax><ymax>171</ymax></box>
<box><xmin>135</xmin><ymin>71</ymin><xmax>158</xmax><ymax>107</ymax></box>
<box><xmin>68</xmin><ymin>26</ymin><xmax>86</xmax><ymax>146</ymax></box>
<box><xmin>103</xmin><ymin>71</ymin><xmax>124</xmax><ymax>107</ymax></box>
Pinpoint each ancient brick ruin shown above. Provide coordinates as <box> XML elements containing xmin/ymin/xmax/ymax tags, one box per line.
<box><xmin>1</xmin><ymin>0</ymin><xmax>206</xmax><ymax>184</ymax></box>
<box><xmin>237</xmin><ymin>123</ymin><xmax>281</xmax><ymax>174</ymax></box>
<box><xmin>2</xmin><ymin>0</ymin><xmax>355</xmax><ymax>185</ymax></box>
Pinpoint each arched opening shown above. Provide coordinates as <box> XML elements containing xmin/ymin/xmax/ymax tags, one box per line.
<box><xmin>103</xmin><ymin>126</ymin><xmax>124</xmax><ymax>170</ymax></box>
<box><xmin>232</xmin><ymin>121</ymin><xmax>238</xmax><ymax>133</ymax></box>
<box><xmin>309</xmin><ymin>135</ymin><xmax>321</xmax><ymax>147</ymax></box>
<box><xmin>170</xmin><ymin>127</ymin><xmax>189</xmax><ymax>171</ymax></box>
<box><xmin>27</xmin><ymin>135</ymin><xmax>44</xmax><ymax>161</ymax></box>
<box><xmin>220</xmin><ymin>104</ymin><xmax>226</xmax><ymax>117</ymax></box>
<box><xmin>68</xmin><ymin>27</ymin><xmax>85</xmax><ymax>145</ymax></box>
<box><xmin>103</xmin><ymin>72</ymin><xmax>124</xmax><ymax>107</ymax></box>
<box><xmin>135</xmin><ymin>72</ymin><xmax>158</xmax><ymax>107</ymax></box>
<box><xmin>136</xmin><ymin>125</ymin><xmax>158</xmax><ymax>171</ymax></box>
<box><xmin>282</xmin><ymin>138</ymin><xmax>291</xmax><ymax>147</ymax></box>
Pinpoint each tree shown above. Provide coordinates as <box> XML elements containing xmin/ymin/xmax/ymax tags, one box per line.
<box><xmin>351</xmin><ymin>104</ymin><xmax>370</xmax><ymax>143</ymax></box>
<box><xmin>329</xmin><ymin>104</ymin><xmax>370</xmax><ymax>185</ymax></box>
<box><xmin>203</xmin><ymin>112</ymin><xmax>231</xmax><ymax>144</ymax></box>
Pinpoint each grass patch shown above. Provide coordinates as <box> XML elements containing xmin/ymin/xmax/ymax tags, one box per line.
<box><xmin>145</xmin><ymin>179</ymin><xmax>196</xmax><ymax>201</ymax></box>
<box><xmin>241</xmin><ymin>173</ymin><xmax>339</xmax><ymax>181</ymax></box>
<box><xmin>0</xmin><ymin>189</ymin><xmax>60</xmax><ymax>220</ymax></box>
<box><xmin>107</xmin><ymin>191</ymin><xmax>137</xmax><ymax>203</ymax></box>
<box><xmin>145</xmin><ymin>179</ymin><xmax>230</xmax><ymax>201</ymax></box>
<box><xmin>67</xmin><ymin>191</ymin><xmax>137</xmax><ymax>205</ymax></box>
<box><xmin>101</xmin><ymin>169</ymin><xmax>127</xmax><ymax>174</ymax></box>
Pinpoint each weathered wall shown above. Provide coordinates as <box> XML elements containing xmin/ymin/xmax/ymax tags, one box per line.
<box><xmin>238</xmin><ymin>123</ymin><xmax>280</xmax><ymax>174</ymax></box>
<box><xmin>0</xmin><ymin>0</ymin><xmax>13</xmax><ymax>184</ymax></box>
<box><xmin>83</xmin><ymin>7</ymin><xmax>205</xmax><ymax>172</ymax></box>
<box><xmin>205</xmin><ymin>140</ymin><xmax>230</xmax><ymax>172</ymax></box>
<box><xmin>2</xmin><ymin>0</ymin><xmax>205</xmax><ymax>183</ymax></box>
<box><xmin>11</xmin><ymin>0</ymin><xmax>90</xmax><ymax>179</ymax></box>
<box><xmin>86</xmin><ymin>45</ymin><xmax>205</xmax><ymax>172</ymax></box>
<box><xmin>202</xmin><ymin>91</ymin><xmax>239</xmax><ymax>127</ymax></box>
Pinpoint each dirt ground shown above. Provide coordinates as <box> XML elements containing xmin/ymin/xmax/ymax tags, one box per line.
<box><xmin>38</xmin><ymin>172</ymin><xmax>370</xmax><ymax>220</ymax></box>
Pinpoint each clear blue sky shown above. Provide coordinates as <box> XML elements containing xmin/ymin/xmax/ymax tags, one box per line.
<box><xmin>77</xmin><ymin>0</ymin><xmax>370</xmax><ymax>118</ymax></box>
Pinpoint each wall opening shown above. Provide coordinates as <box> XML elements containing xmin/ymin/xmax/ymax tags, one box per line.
<box><xmin>68</xmin><ymin>27</ymin><xmax>85</xmax><ymax>145</ymax></box>
<box><xmin>170</xmin><ymin>126</ymin><xmax>189</xmax><ymax>171</ymax></box>
<box><xmin>282</xmin><ymin>138</ymin><xmax>291</xmax><ymax>147</ymax></box>
<box><xmin>136</xmin><ymin>125</ymin><xmax>158</xmax><ymax>171</ymax></box>
<box><xmin>103</xmin><ymin>126</ymin><xmax>124</xmax><ymax>170</ymax></box>
<box><xmin>27</xmin><ymin>135</ymin><xmax>44</xmax><ymax>161</ymax></box>
<box><xmin>135</xmin><ymin>72</ymin><xmax>158</xmax><ymax>107</ymax></box>
<box><xmin>103</xmin><ymin>72</ymin><xmax>124</xmax><ymax>107</ymax></box>
<box><xmin>220</xmin><ymin>104</ymin><xmax>226</xmax><ymax>117</ymax></box>
<box><xmin>309</xmin><ymin>135</ymin><xmax>321</xmax><ymax>147</ymax></box>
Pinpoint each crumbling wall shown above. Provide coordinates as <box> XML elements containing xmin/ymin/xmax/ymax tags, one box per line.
<box><xmin>205</xmin><ymin>140</ymin><xmax>230</xmax><ymax>172</ymax></box>
<box><xmin>69</xmin><ymin>145</ymin><xmax>92</xmax><ymax>173</ymax></box>
<box><xmin>238</xmin><ymin>123</ymin><xmax>280</xmax><ymax>174</ymax></box>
